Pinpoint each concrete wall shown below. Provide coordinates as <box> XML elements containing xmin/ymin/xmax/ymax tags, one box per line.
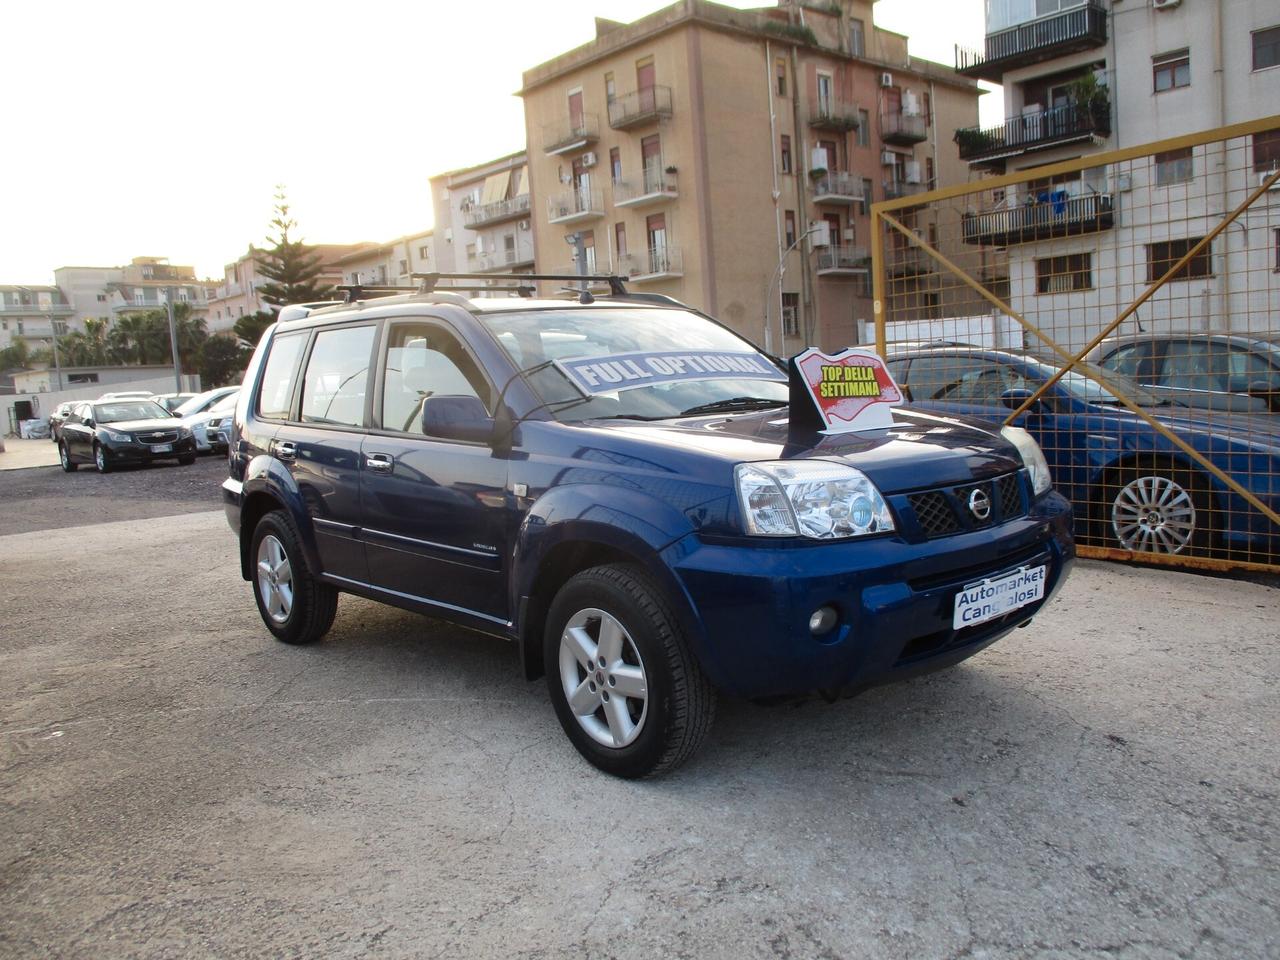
<box><xmin>3</xmin><ymin>373</ymin><xmax>201</xmax><ymax>436</ymax></box>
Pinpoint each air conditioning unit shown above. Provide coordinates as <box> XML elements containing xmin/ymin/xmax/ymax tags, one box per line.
<box><xmin>1152</xmin><ymin>0</ymin><xmax>1181</xmax><ymax>9</ymax></box>
<box><xmin>518</xmin><ymin>220</ymin><xmax>531</xmax><ymax>230</ymax></box>
<box><xmin>1259</xmin><ymin>170</ymin><xmax>1280</xmax><ymax>190</ymax></box>
<box><xmin>880</xmin><ymin>150</ymin><xmax>898</xmax><ymax>166</ymax></box>
<box><xmin>811</xmin><ymin>222</ymin><xmax>832</xmax><ymax>247</ymax></box>
<box><xmin>582</xmin><ymin>151</ymin><xmax>598</xmax><ymax>167</ymax></box>
<box><xmin>879</xmin><ymin>72</ymin><xmax>894</xmax><ymax>88</ymax></box>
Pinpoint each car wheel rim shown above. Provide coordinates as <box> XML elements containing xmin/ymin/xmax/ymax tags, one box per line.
<box><xmin>95</xmin><ymin>448</ymin><xmax>105</xmax><ymax>470</ymax></box>
<box><xmin>256</xmin><ymin>534</ymin><xmax>294</xmax><ymax>624</ymax></box>
<box><xmin>1111</xmin><ymin>475</ymin><xmax>1196</xmax><ymax>554</ymax></box>
<box><xmin>559</xmin><ymin>607</ymin><xmax>648</xmax><ymax>749</ymax></box>
<box><xmin>60</xmin><ymin>445</ymin><xmax>68</xmax><ymax>468</ymax></box>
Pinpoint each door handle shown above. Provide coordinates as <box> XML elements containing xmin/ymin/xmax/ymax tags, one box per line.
<box><xmin>365</xmin><ymin>453</ymin><xmax>394</xmax><ymax>472</ymax></box>
<box><xmin>273</xmin><ymin>440</ymin><xmax>297</xmax><ymax>461</ymax></box>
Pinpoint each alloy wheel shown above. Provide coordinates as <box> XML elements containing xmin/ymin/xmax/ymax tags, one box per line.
<box><xmin>1111</xmin><ymin>474</ymin><xmax>1197</xmax><ymax>554</ymax></box>
<box><xmin>95</xmin><ymin>446</ymin><xmax>106</xmax><ymax>472</ymax></box>
<box><xmin>60</xmin><ymin>444</ymin><xmax>69</xmax><ymax>469</ymax></box>
<box><xmin>256</xmin><ymin>534</ymin><xmax>294</xmax><ymax>624</ymax></box>
<box><xmin>558</xmin><ymin>607</ymin><xmax>649</xmax><ymax>748</ymax></box>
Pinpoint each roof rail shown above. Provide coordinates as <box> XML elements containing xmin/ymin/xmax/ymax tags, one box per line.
<box><xmin>412</xmin><ymin>271</ymin><xmax>629</xmax><ymax>297</ymax></box>
<box><xmin>276</xmin><ymin>300</ymin><xmax>345</xmax><ymax>322</ymax></box>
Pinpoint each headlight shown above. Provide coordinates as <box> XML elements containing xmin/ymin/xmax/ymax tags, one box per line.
<box><xmin>101</xmin><ymin>429</ymin><xmax>131</xmax><ymax>443</ymax></box>
<box><xmin>1001</xmin><ymin>426</ymin><xmax>1052</xmax><ymax>496</ymax></box>
<box><xmin>735</xmin><ymin>460</ymin><xmax>894</xmax><ymax>539</ymax></box>
<box><xmin>177</xmin><ymin>426</ymin><xmax>193</xmax><ymax>438</ymax></box>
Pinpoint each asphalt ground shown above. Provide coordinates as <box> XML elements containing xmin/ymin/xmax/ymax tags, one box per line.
<box><xmin>0</xmin><ymin>465</ymin><xmax>1277</xmax><ymax>959</ymax></box>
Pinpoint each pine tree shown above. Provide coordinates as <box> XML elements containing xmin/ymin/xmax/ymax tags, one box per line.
<box><xmin>254</xmin><ymin>187</ymin><xmax>335</xmax><ymax>308</ymax></box>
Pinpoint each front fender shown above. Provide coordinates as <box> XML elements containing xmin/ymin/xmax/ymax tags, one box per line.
<box><xmin>237</xmin><ymin>454</ymin><xmax>323</xmax><ymax>581</ymax></box>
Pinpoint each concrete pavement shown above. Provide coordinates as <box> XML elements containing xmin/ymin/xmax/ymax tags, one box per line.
<box><xmin>0</xmin><ymin>437</ymin><xmax>60</xmax><ymax>471</ymax></box>
<box><xmin>1</xmin><ymin>511</ymin><xmax>1277</xmax><ymax>958</ymax></box>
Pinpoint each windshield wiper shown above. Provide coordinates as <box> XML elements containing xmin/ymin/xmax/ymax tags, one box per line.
<box><xmin>677</xmin><ymin>397</ymin><xmax>789</xmax><ymax>417</ymax></box>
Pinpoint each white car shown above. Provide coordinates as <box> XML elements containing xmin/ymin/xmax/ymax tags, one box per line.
<box><xmin>197</xmin><ymin>392</ymin><xmax>240</xmax><ymax>452</ymax></box>
<box><xmin>98</xmin><ymin>390</ymin><xmax>156</xmax><ymax>401</ymax></box>
<box><xmin>175</xmin><ymin>386</ymin><xmax>240</xmax><ymax>452</ymax></box>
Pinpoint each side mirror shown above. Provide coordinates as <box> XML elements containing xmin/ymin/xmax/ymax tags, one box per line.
<box><xmin>422</xmin><ymin>395</ymin><xmax>496</xmax><ymax>443</ymax></box>
<box><xmin>1247</xmin><ymin>380</ymin><xmax>1280</xmax><ymax>412</ymax></box>
<box><xmin>1001</xmin><ymin>387</ymin><xmax>1043</xmax><ymax>413</ymax></box>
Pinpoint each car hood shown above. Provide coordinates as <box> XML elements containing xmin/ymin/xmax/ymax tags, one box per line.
<box><xmin>578</xmin><ymin>406</ymin><xmax>1023</xmax><ymax>492</ymax></box>
<box><xmin>101</xmin><ymin>418</ymin><xmax>184</xmax><ymax>434</ymax></box>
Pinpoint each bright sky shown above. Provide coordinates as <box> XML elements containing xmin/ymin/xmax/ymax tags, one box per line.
<box><xmin>2</xmin><ymin>0</ymin><xmax>994</xmax><ymax>284</ymax></box>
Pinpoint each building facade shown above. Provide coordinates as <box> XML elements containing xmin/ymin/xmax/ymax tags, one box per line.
<box><xmin>429</xmin><ymin>152</ymin><xmax>534</xmax><ymax>290</ymax></box>
<box><xmin>520</xmin><ymin>0</ymin><xmax>980</xmax><ymax>351</ymax></box>
<box><xmin>953</xmin><ymin>0</ymin><xmax>1280</xmax><ymax>347</ymax></box>
<box><xmin>332</xmin><ymin>233</ymin><xmax>436</xmax><ymax>289</ymax></box>
<box><xmin>0</xmin><ymin>286</ymin><xmax>75</xmax><ymax>351</ymax></box>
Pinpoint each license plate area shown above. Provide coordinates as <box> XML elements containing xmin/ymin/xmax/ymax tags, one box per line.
<box><xmin>151</xmin><ymin>443</ymin><xmax>173</xmax><ymax>453</ymax></box>
<box><xmin>953</xmin><ymin>564</ymin><xmax>1046</xmax><ymax>630</ymax></box>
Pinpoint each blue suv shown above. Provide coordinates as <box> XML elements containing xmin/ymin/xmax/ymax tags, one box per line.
<box><xmin>223</xmin><ymin>276</ymin><xmax>1074</xmax><ymax>777</ymax></box>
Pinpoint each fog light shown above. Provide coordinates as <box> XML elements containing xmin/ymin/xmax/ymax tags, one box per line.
<box><xmin>808</xmin><ymin>605</ymin><xmax>838</xmax><ymax>636</ymax></box>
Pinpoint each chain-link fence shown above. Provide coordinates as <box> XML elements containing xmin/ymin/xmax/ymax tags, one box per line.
<box><xmin>870</xmin><ymin>116</ymin><xmax>1280</xmax><ymax>573</ymax></box>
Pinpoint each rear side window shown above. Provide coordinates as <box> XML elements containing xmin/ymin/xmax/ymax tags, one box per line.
<box><xmin>300</xmin><ymin>325</ymin><xmax>376</xmax><ymax>427</ymax></box>
<box><xmin>257</xmin><ymin>332</ymin><xmax>307</xmax><ymax>420</ymax></box>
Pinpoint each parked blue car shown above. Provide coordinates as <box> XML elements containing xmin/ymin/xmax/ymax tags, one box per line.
<box><xmin>223</xmin><ymin>282</ymin><xmax>1073</xmax><ymax>777</ymax></box>
<box><xmin>885</xmin><ymin>347</ymin><xmax>1280</xmax><ymax>561</ymax></box>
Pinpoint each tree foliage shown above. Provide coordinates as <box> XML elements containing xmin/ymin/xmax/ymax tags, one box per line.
<box><xmin>233</xmin><ymin>311</ymin><xmax>275</xmax><ymax>348</ymax></box>
<box><xmin>255</xmin><ymin>187</ymin><xmax>335</xmax><ymax>308</ymax></box>
<box><xmin>198</xmin><ymin>335</ymin><xmax>250</xmax><ymax>387</ymax></box>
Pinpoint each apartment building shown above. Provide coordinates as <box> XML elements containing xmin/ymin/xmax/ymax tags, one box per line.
<box><xmin>520</xmin><ymin>0</ymin><xmax>980</xmax><ymax>351</ymax></box>
<box><xmin>333</xmin><ymin>233</ymin><xmax>436</xmax><ymax>289</ymax></box>
<box><xmin>206</xmin><ymin>243</ymin><xmax>379</xmax><ymax>334</ymax></box>
<box><xmin>953</xmin><ymin>0</ymin><xmax>1280</xmax><ymax>345</ymax></box>
<box><xmin>0</xmin><ymin>286</ymin><xmax>75</xmax><ymax>350</ymax></box>
<box><xmin>429</xmin><ymin>152</ymin><xmax>534</xmax><ymax>288</ymax></box>
<box><xmin>50</xmin><ymin>258</ymin><xmax>215</xmax><ymax>331</ymax></box>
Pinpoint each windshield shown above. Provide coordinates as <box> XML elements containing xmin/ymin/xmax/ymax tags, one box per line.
<box><xmin>95</xmin><ymin>401</ymin><xmax>171</xmax><ymax>423</ymax></box>
<box><xmin>174</xmin><ymin>390</ymin><xmax>227</xmax><ymax>417</ymax></box>
<box><xmin>479</xmin><ymin>308</ymin><xmax>788</xmax><ymax>422</ymax></box>
<box><xmin>209</xmin><ymin>393</ymin><xmax>239</xmax><ymax>414</ymax></box>
<box><xmin>1027</xmin><ymin>359</ymin><xmax>1167</xmax><ymax>406</ymax></box>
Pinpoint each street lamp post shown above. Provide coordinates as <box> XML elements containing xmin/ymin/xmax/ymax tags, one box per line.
<box><xmin>764</xmin><ymin>223</ymin><xmax>821</xmax><ymax>355</ymax></box>
<box><xmin>165</xmin><ymin>286</ymin><xmax>182</xmax><ymax>392</ymax></box>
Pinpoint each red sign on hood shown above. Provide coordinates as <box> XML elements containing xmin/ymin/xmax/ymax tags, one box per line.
<box><xmin>792</xmin><ymin>347</ymin><xmax>904</xmax><ymax>433</ymax></box>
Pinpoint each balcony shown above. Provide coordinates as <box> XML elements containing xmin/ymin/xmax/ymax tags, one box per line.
<box><xmin>542</xmin><ymin>113</ymin><xmax>600</xmax><ymax>156</ymax></box>
<box><xmin>883</xmin><ymin>179</ymin><xmax>928</xmax><ymax>201</ymax></box>
<box><xmin>955</xmin><ymin>100</ymin><xmax>1111</xmax><ymax>167</ymax></box>
<box><xmin>811</xmin><ymin>171</ymin><xmax>864</xmax><ymax>206</ymax></box>
<box><xmin>816</xmin><ymin>245</ymin><xmax>870</xmax><ymax>276</ymax></box>
<box><xmin>809</xmin><ymin>99</ymin><xmax>860</xmax><ymax>132</ymax></box>
<box><xmin>955</xmin><ymin>1</ymin><xmax>1108</xmax><ymax>83</ymax></box>
<box><xmin>608</xmin><ymin>85</ymin><xmax>674</xmax><ymax>130</ymax></box>
<box><xmin>547</xmin><ymin>187</ymin><xmax>604</xmax><ymax>225</ymax></box>
<box><xmin>463</xmin><ymin>193</ymin><xmax>532</xmax><ymax>229</ymax></box>
<box><xmin>618</xmin><ymin>247</ymin><xmax>683</xmax><ymax>282</ymax></box>
<box><xmin>887</xmin><ymin>246</ymin><xmax>933</xmax><ymax>277</ymax></box>
<box><xmin>962</xmin><ymin>192</ymin><xmax>1115</xmax><ymax>246</ymax></box>
<box><xmin>614</xmin><ymin>165</ymin><xmax>679</xmax><ymax>207</ymax></box>
<box><xmin>881</xmin><ymin>112</ymin><xmax>928</xmax><ymax>146</ymax></box>
<box><xmin>0</xmin><ymin>301</ymin><xmax>74</xmax><ymax>317</ymax></box>
<box><xmin>469</xmin><ymin>248</ymin><xmax>536</xmax><ymax>273</ymax></box>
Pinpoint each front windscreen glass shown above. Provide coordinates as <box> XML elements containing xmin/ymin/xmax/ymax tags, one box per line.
<box><xmin>478</xmin><ymin>308</ymin><xmax>788</xmax><ymax>422</ymax></box>
<box><xmin>95</xmin><ymin>401</ymin><xmax>170</xmax><ymax>423</ymax></box>
<box><xmin>1028</xmin><ymin>359</ymin><xmax>1166</xmax><ymax>406</ymax></box>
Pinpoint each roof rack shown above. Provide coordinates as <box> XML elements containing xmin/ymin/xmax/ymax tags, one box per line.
<box><xmin>335</xmin><ymin>282</ymin><xmax>535</xmax><ymax>304</ymax></box>
<box><xmin>411</xmin><ymin>271</ymin><xmax>629</xmax><ymax>297</ymax></box>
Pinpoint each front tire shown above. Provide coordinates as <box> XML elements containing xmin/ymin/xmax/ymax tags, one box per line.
<box><xmin>178</xmin><ymin>455</ymin><xmax>196</xmax><ymax>466</ymax></box>
<box><xmin>93</xmin><ymin>444</ymin><xmax>111</xmax><ymax>474</ymax></box>
<box><xmin>1107</xmin><ymin>469</ymin><xmax>1211</xmax><ymax>556</ymax></box>
<box><xmin>59</xmin><ymin>442</ymin><xmax>77</xmax><ymax>472</ymax></box>
<box><xmin>544</xmin><ymin>564</ymin><xmax>715</xmax><ymax>778</ymax></box>
<box><xmin>250</xmin><ymin>510</ymin><xmax>338</xmax><ymax>645</ymax></box>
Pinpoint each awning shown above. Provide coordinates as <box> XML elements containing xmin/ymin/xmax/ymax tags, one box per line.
<box><xmin>480</xmin><ymin>172</ymin><xmax>508</xmax><ymax>206</ymax></box>
<box><xmin>511</xmin><ymin>166</ymin><xmax>528</xmax><ymax>197</ymax></box>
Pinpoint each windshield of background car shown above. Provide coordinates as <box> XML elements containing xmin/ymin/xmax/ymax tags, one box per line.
<box><xmin>1027</xmin><ymin>359</ymin><xmax>1165</xmax><ymax>406</ymax></box>
<box><xmin>478</xmin><ymin>308</ymin><xmax>788</xmax><ymax>421</ymax></box>
<box><xmin>95</xmin><ymin>401</ymin><xmax>170</xmax><ymax>423</ymax></box>
<box><xmin>209</xmin><ymin>393</ymin><xmax>239</xmax><ymax>415</ymax></box>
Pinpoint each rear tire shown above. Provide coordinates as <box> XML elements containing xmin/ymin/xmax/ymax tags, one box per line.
<box><xmin>59</xmin><ymin>442</ymin><xmax>77</xmax><ymax>472</ymax></box>
<box><xmin>250</xmin><ymin>510</ymin><xmax>338</xmax><ymax>645</ymax></box>
<box><xmin>544</xmin><ymin>564</ymin><xmax>715</xmax><ymax>778</ymax></box>
<box><xmin>1106</xmin><ymin>468</ymin><xmax>1212</xmax><ymax>556</ymax></box>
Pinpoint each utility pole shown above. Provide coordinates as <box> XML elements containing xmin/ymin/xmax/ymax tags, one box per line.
<box><xmin>49</xmin><ymin>329</ymin><xmax>64</xmax><ymax>391</ymax></box>
<box><xmin>165</xmin><ymin>286</ymin><xmax>182</xmax><ymax>392</ymax></box>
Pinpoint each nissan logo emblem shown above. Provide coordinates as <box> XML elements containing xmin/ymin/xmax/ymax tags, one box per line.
<box><xmin>968</xmin><ymin>488</ymin><xmax>992</xmax><ymax>521</ymax></box>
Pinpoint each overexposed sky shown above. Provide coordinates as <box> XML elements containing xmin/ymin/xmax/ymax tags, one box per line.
<box><xmin>2</xmin><ymin>0</ymin><xmax>994</xmax><ymax>284</ymax></box>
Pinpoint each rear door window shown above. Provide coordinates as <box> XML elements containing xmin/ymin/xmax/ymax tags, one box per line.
<box><xmin>257</xmin><ymin>332</ymin><xmax>307</xmax><ymax>420</ymax></box>
<box><xmin>300</xmin><ymin>325</ymin><xmax>377</xmax><ymax>427</ymax></box>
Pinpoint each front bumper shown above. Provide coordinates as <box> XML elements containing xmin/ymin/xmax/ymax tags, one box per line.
<box><xmin>666</xmin><ymin>491</ymin><xmax>1075</xmax><ymax>699</ymax></box>
<box><xmin>100</xmin><ymin>436</ymin><xmax>197</xmax><ymax>463</ymax></box>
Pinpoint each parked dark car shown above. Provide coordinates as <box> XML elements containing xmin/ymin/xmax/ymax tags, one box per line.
<box><xmin>59</xmin><ymin>399</ymin><xmax>197</xmax><ymax>473</ymax></box>
<box><xmin>1085</xmin><ymin>332</ymin><xmax>1280</xmax><ymax>413</ymax></box>
<box><xmin>885</xmin><ymin>347</ymin><xmax>1280</xmax><ymax>560</ymax></box>
<box><xmin>48</xmin><ymin>401</ymin><xmax>76</xmax><ymax>443</ymax></box>
<box><xmin>223</xmin><ymin>278</ymin><xmax>1074</xmax><ymax>777</ymax></box>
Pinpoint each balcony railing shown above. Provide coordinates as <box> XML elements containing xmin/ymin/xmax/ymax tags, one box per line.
<box><xmin>0</xmin><ymin>301</ymin><xmax>74</xmax><ymax>316</ymax></box>
<box><xmin>883</xmin><ymin>180</ymin><xmax>928</xmax><ymax>200</ymax></box>
<box><xmin>608</xmin><ymin>85</ymin><xmax>674</xmax><ymax>130</ymax></box>
<box><xmin>811</xmin><ymin>171</ymin><xmax>864</xmax><ymax>205</ymax></box>
<box><xmin>955</xmin><ymin>100</ymin><xmax>1111</xmax><ymax>165</ymax></box>
<box><xmin>614</xmin><ymin>164</ymin><xmax>679</xmax><ymax>207</ymax></box>
<box><xmin>809</xmin><ymin>99</ymin><xmax>861</xmax><ymax>132</ymax></box>
<box><xmin>955</xmin><ymin>1</ymin><xmax>1108</xmax><ymax>82</ymax></box>
<box><xmin>469</xmin><ymin>248</ymin><xmax>536</xmax><ymax>272</ymax></box>
<box><xmin>816</xmin><ymin>245</ymin><xmax>870</xmax><ymax>274</ymax></box>
<box><xmin>547</xmin><ymin>187</ymin><xmax>604</xmax><ymax>224</ymax></box>
<box><xmin>881</xmin><ymin>112</ymin><xmax>928</xmax><ymax>145</ymax></box>
<box><xmin>463</xmin><ymin>193</ymin><xmax>531</xmax><ymax>229</ymax></box>
<box><xmin>542</xmin><ymin>113</ymin><xmax>600</xmax><ymax>155</ymax></box>
<box><xmin>962</xmin><ymin>192</ymin><xmax>1115</xmax><ymax>246</ymax></box>
<box><xmin>618</xmin><ymin>246</ymin><xmax>683</xmax><ymax>281</ymax></box>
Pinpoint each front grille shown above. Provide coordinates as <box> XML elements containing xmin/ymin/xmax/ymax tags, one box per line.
<box><xmin>136</xmin><ymin>431</ymin><xmax>178</xmax><ymax>444</ymax></box>
<box><xmin>906</xmin><ymin>471</ymin><xmax>1025</xmax><ymax>539</ymax></box>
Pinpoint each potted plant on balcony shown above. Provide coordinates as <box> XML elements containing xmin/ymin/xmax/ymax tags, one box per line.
<box><xmin>1067</xmin><ymin>73</ymin><xmax>1110</xmax><ymax>132</ymax></box>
